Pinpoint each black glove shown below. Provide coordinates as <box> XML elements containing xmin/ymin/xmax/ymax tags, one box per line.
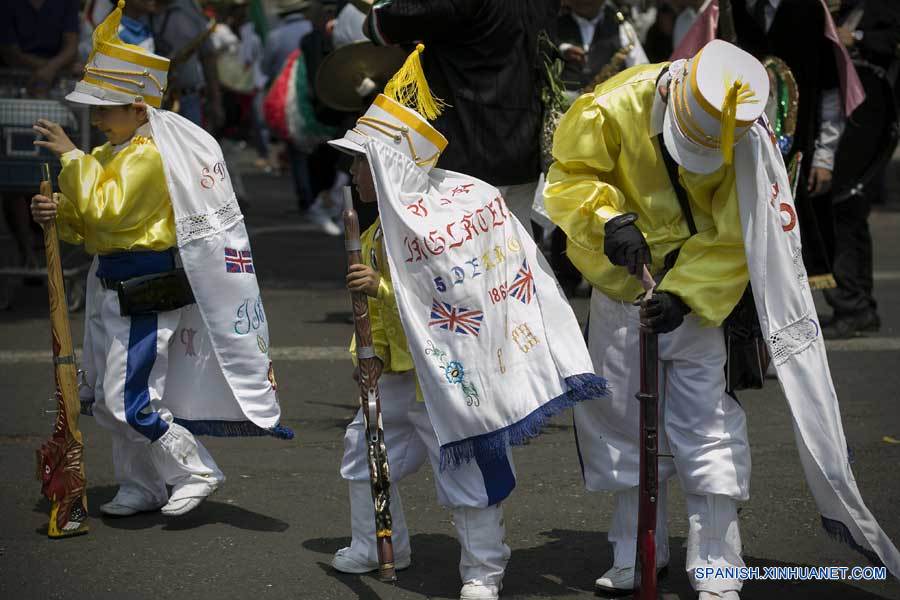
<box><xmin>639</xmin><ymin>291</ymin><xmax>691</xmax><ymax>334</ymax></box>
<box><xmin>604</xmin><ymin>212</ymin><xmax>651</xmax><ymax>275</ymax></box>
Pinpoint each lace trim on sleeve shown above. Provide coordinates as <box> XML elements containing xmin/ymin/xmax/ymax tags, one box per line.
<box><xmin>769</xmin><ymin>314</ymin><xmax>820</xmax><ymax>365</ymax></box>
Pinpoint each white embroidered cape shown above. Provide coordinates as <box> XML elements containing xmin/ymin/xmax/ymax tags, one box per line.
<box><xmin>736</xmin><ymin>120</ymin><xmax>898</xmax><ymax>576</ymax></box>
<box><xmin>364</xmin><ymin>139</ymin><xmax>607</xmax><ymax>467</ymax></box>
<box><xmin>143</xmin><ymin>108</ymin><xmax>289</xmax><ymax>438</ymax></box>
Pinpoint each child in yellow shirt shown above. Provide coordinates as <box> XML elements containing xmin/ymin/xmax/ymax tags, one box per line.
<box><xmin>29</xmin><ymin>2</ymin><xmax>290</xmax><ymax>519</ymax></box>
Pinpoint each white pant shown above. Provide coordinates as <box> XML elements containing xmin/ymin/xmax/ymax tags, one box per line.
<box><xmin>82</xmin><ymin>276</ymin><xmax>219</xmax><ymax>498</ymax></box>
<box><xmin>608</xmin><ymin>487</ymin><xmax>745</xmax><ymax>594</ymax></box>
<box><xmin>340</xmin><ymin>372</ymin><xmax>516</xmax><ymax>508</ymax></box>
<box><xmin>340</xmin><ymin>372</ymin><xmax>514</xmax><ymax>585</ymax></box>
<box><xmin>576</xmin><ymin>290</ymin><xmax>750</xmax><ymax>498</ymax></box>
<box><xmin>87</xmin><ymin>286</ymin><xmax>181</xmax><ymax>444</ymax></box>
<box><xmin>579</xmin><ymin>290</ymin><xmax>749</xmax><ymax>591</ymax></box>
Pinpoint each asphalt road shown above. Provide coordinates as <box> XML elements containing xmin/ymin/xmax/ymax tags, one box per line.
<box><xmin>1</xmin><ymin>167</ymin><xmax>899</xmax><ymax>600</ymax></box>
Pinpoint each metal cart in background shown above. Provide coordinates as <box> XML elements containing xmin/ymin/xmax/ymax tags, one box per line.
<box><xmin>0</xmin><ymin>70</ymin><xmax>93</xmax><ymax>311</ymax></box>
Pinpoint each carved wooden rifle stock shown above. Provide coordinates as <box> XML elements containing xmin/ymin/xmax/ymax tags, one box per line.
<box><xmin>35</xmin><ymin>163</ymin><xmax>89</xmax><ymax>538</ymax></box>
<box><xmin>342</xmin><ymin>186</ymin><xmax>396</xmax><ymax>582</ymax></box>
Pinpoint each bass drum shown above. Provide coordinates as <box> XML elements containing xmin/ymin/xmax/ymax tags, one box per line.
<box><xmin>830</xmin><ymin>64</ymin><xmax>899</xmax><ymax>203</ymax></box>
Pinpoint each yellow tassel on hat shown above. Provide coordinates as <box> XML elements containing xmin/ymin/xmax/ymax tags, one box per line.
<box><xmin>384</xmin><ymin>44</ymin><xmax>447</xmax><ymax>121</ymax></box>
<box><xmin>720</xmin><ymin>80</ymin><xmax>758</xmax><ymax>165</ymax></box>
<box><xmin>720</xmin><ymin>81</ymin><xmax>741</xmax><ymax>165</ymax></box>
<box><xmin>89</xmin><ymin>1</ymin><xmax>153</xmax><ymax>60</ymax></box>
<box><xmin>89</xmin><ymin>1</ymin><xmax>125</xmax><ymax>61</ymax></box>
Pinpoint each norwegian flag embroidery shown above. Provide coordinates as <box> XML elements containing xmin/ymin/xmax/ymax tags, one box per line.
<box><xmin>428</xmin><ymin>299</ymin><xmax>484</xmax><ymax>337</ymax></box>
<box><xmin>225</xmin><ymin>247</ymin><xmax>255</xmax><ymax>274</ymax></box>
<box><xmin>508</xmin><ymin>259</ymin><xmax>536</xmax><ymax>304</ymax></box>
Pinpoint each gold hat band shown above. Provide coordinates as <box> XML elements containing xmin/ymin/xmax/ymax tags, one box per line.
<box><xmin>673</xmin><ymin>77</ymin><xmax>720</xmax><ymax>150</ymax></box>
<box><xmin>372</xmin><ymin>94</ymin><xmax>447</xmax><ymax>153</ymax></box>
<box><xmin>352</xmin><ymin>116</ymin><xmax>441</xmax><ymax>167</ymax></box>
<box><xmin>85</xmin><ymin>66</ymin><xmax>165</xmax><ymax>94</ymax></box>
<box><xmin>82</xmin><ymin>74</ymin><xmax>162</xmax><ymax>107</ymax></box>
<box><xmin>97</xmin><ymin>41</ymin><xmax>170</xmax><ymax>71</ymax></box>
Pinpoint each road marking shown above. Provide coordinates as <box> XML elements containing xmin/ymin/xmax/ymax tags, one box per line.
<box><xmin>271</xmin><ymin>346</ymin><xmax>348</xmax><ymax>361</ymax></box>
<box><xmin>823</xmin><ymin>337</ymin><xmax>900</xmax><ymax>352</ymax></box>
<box><xmin>2</xmin><ymin>338</ymin><xmax>899</xmax><ymax>365</ymax></box>
<box><xmin>248</xmin><ymin>223</ymin><xmax>323</xmax><ymax>238</ymax></box>
<box><xmin>0</xmin><ymin>346</ymin><xmax>349</xmax><ymax>364</ymax></box>
<box><xmin>874</xmin><ymin>270</ymin><xmax>900</xmax><ymax>282</ymax></box>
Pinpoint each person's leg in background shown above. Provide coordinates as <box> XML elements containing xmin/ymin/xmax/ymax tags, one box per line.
<box><xmin>214</xmin><ymin>89</ymin><xmax>249</xmax><ymax>206</ymax></box>
<box><xmin>859</xmin><ymin>169</ymin><xmax>882</xmax><ymax>315</ymax></box>
<box><xmin>2</xmin><ymin>195</ymin><xmax>40</xmax><ymax>270</ymax></box>
<box><xmin>177</xmin><ymin>92</ymin><xmax>204</xmax><ymax>127</ymax></box>
<box><xmin>305</xmin><ymin>143</ymin><xmax>341</xmax><ymax>235</ymax></box>
<box><xmin>550</xmin><ymin>228</ymin><xmax>584</xmax><ymax>298</ymax></box>
<box><xmin>822</xmin><ymin>67</ymin><xmax>891</xmax><ymax>337</ymax></box>
<box><xmin>250</xmin><ymin>89</ymin><xmax>273</xmax><ymax>171</ymax></box>
<box><xmin>823</xmin><ymin>178</ymin><xmax>880</xmax><ymax>338</ymax></box>
<box><xmin>287</xmin><ymin>141</ymin><xmax>315</xmax><ymax>214</ymax></box>
<box><xmin>497</xmin><ymin>182</ymin><xmax>538</xmax><ymax>240</ymax></box>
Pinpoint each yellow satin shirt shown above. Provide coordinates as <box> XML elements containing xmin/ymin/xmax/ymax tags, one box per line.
<box><xmin>56</xmin><ymin>135</ymin><xmax>176</xmax><ymax>255</ymax></box>
<box><xmin>349</xmin><ymin>218</ymin><xmax>414</xmax><ymax>374</ymax></box>
<box><xmin>544</xmin><ymin>63</ymin><xmax>748</xmax><ymax>327</ymax></box>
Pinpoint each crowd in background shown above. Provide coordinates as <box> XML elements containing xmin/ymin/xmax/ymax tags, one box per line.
<box><xmin>1</xmin><ymin>0</ymin><xmax>898</xmax><ymax>338</ymax></box>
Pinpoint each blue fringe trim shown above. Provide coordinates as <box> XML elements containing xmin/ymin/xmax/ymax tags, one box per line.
<box><xmin>821</xmin><ymin>516</ymin><xmax>882</xmax><ymax>567</ymax></box>
<box><xmin>174</xmin><ymin>418</ymin><xmax>295</xmax><ymax>440</ymax></box>
<box><xmin>438</xmin><ymin>373</ymin><xmax>608</xmax><ymax>471</ymax></box>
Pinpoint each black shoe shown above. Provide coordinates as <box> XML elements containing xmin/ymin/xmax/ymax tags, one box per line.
<box><xmin>823</xmin><ymin>317</ymin><xmax>857</xmax><ymax>339</ymax></box>
<box><xmin>860</xmin><ymin>310</ymin><xmax>881</xmax><ymax>332</ymax></box>
<box><xmin>823</xmin><ymin>309</ymin><xmax>881</xmax><ymax>340</ymax></box>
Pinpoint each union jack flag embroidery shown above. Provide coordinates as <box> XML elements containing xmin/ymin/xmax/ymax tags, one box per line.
<box><xmin>428</xmin><ymin>299</ymin><xmax>484</xmax><ymax>337</ymax></box>
<box><xmin>509</xmin><ymin>259</ymin><xmax>536</xmax><ymax>304</ymax></box>
<box><xmin>225</xmin><ymin>247</ymin><xmax>255</xmax><ymax>274</ymax></box>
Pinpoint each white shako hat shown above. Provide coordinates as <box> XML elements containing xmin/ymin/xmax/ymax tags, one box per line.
<box><xmin>328</xmin><ymin>44</ymin><xmax>448</xmax><ymax>172</ymax></box>
<box><xmin>663</xmin><ymin>39</ymin><xmax>769</xmax><ymax>174</ymax></box>
<box><xmin>66</xmin><ymin>0</ymin><xmax>170</xmax><ymax>107</ymax></box>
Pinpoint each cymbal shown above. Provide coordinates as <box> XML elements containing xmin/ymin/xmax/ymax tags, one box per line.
<box><xmin>315</xmin><ymin>41</ymin><xmax>406</xmax><ymax>112</ymax></box>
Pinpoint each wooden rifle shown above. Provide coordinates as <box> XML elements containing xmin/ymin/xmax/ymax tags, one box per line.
<box><xmin>342</xmin><ymin>186</ymin><xmax>397</xmax><ymax>582</ymax></box>
<box><xmin>35</xmin><ymin>163</ymin><xmax>89</xmax><ymax>539</ymax></box>
<box><xmin>634</xmin><ymin>266</ymin><xmax>658</xmax><ymax>599</ymax></box>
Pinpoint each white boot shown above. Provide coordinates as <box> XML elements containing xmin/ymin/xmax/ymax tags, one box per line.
<box><xmin>102</xmin><ymin>434</ymin><xmax>168</xmax><ymax>516</ymax></box>
<box><xmin>595</xmin><ymin>485</ymin><xmax>670</xmax><ymax>593</ymax></box>
<box><xmin>149</xmin><ymin>422</ymin><xmax>224</xmax><ymax>516</ymax></box>
<box><xmin>686</xmin><ymin>493</ymin><xmax>744</xmax><ymax>598</ymax></box>
<box><xmin>307</xmin><ymin>194</ymin><xmax>342</xmax><ymax>236</ymax></box>
<box><xmin>327</xmin><ymin>171</ymin><xmax>350</xmax><ymax>219</ymax></box>
<box><xmin>452</xmin><ymin>505</ymin><xmax>510</xmax><ymax>600</ymax></box>
<box><xmin>332</xmin><ymin>480</ymin><xmax>411</xmax><ymax>573</ymax></box>
<box><xmin>100</xmin><ymin>485</ymin><xmax>165</xmax><ymax>516</ymax></box>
